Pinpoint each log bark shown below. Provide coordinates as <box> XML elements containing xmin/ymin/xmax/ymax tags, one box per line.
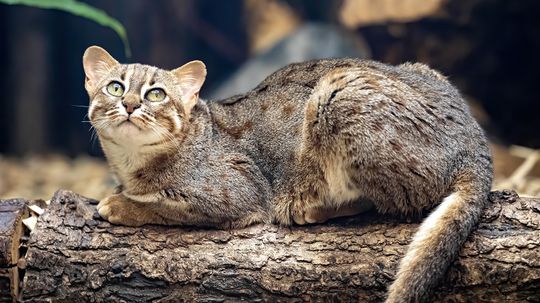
<box><xmin>1</xmin><ymin>190</ymin><xmax>538</xmax><ymax>302</ymax></box>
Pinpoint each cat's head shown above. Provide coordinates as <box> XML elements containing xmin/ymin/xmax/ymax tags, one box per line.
<box><xmin>82</xmin><ymin>46</ymin><xmax>206</xmax><ymax>147</ymax></box>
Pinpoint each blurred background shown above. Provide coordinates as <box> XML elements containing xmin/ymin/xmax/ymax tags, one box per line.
<box><xmin>1</xmin><ymin>0</ymin><xmax>540</xmax><ymax>200</ymax></box>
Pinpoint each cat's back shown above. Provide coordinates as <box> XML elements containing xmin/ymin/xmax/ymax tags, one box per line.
<box><xmin>206</xmin><ymin>58</ymin><xmax>471</xmax><ymax>182</ymax></box>
<box><xmin>207</xmin><ymin>59</ymin><xmax>365</xmax><ymax>181</ymax></box>
<box><xmin>208</xmin><ymin>58</ymin><xmax>374</xmax><ymax>130</ymax></box>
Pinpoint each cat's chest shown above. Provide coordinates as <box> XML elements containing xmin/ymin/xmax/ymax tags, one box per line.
<box><xmin>102</xmin><ymin>143</ymin><xmax>152</xmax><ymax>186</ymax></box>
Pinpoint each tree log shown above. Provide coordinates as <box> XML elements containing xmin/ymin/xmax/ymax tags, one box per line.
<box><xmin>0</xmin><ymin>190</ymin><xmax>538</xmax><ymax>302</ymax></box>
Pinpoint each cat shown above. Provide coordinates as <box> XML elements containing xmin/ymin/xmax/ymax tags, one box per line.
<box><xmin>83</xmin><ymin>46</ymin><xmax>492</xmax><ymax>303</ymax></box>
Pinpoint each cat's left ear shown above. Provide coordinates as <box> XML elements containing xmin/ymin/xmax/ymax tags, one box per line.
<box><xmin>83</xmin><ymin>46</ymin><xmax>119</xmax><ymax>91</ymax></box>
<box><xmin>172</xmin><ymin>60</ymin><xmax>207</xmax><ymax>114</ymax></box>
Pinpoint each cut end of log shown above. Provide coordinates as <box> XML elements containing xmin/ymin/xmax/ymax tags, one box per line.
<box><xmin>0</xmin><ymin>198</ymin><xmax>29</xmax><ymax>302</ymax></box>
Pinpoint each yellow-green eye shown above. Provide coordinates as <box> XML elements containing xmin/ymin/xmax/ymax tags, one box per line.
<box><xmin>145</xmin><ymin>88</ymin><xmax>166</xmax><ymax>102</ymax></box>
<box><xmin>106</xmin><ymin>81</ymin><xmax>124</xmax><ymax>97</ymax></box>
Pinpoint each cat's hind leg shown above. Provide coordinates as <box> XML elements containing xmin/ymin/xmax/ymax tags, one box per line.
<box><xmin>274</xmin><ymin>68</ymin><xmax>375</xmax><ymax>225</ymax></box>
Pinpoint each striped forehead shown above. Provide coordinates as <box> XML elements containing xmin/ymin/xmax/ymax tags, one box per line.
<box><xmin>120</xmin><ymin>64</ymin><xmax>164</xmax><ymax>88</ymax></box>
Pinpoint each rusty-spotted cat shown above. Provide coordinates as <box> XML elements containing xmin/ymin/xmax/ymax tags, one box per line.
<box><xmin>83</xmin><ymin>46</ymin><xmax>492</xmax><ymax>303</ymax></box>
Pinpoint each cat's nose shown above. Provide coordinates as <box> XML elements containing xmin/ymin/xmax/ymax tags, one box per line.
<box><xmin>122</xmin><ymin>100</ymin><xmax>141</xmax><ymax>114</ymax></box>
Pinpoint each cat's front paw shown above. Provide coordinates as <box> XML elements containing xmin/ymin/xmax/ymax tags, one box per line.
<box><xmin>97</xmin><ymin>194</ymin><xmax>149</xmax><ymax>226</ymax></box>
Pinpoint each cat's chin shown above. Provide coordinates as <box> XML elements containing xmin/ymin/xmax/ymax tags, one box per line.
<box><xmin>116</xmin><ymin>120</ymin><xmax>143</xmax><ymax>135</ymax></box>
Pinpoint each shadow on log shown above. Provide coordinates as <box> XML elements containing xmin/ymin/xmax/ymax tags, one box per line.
<box><xmin>1</xmin><ymin>190</ymin><xmax>539</xmax><ymax>302</ymax></box>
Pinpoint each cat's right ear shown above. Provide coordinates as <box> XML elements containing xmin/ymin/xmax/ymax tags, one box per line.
<box><xmin>82</xmin><ymin>46</ymin><xmax>119</xmax><ymax>91</ymax></box>
<box><xmin>172</xmin><ymin>60</ymin><xmax>207</xmax><ymax>116</ymax></box>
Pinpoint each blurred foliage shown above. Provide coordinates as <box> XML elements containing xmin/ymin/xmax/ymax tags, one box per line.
<box><xmin>0</xmin><ymin>0</ymin><xmax>130</xmax><ymax>57</ymax></box>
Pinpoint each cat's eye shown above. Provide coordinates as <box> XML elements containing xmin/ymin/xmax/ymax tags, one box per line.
<box><xmin>145</xmin><ymin>88</ymin><xmax>166</xmax><ymax>102</ymax></box>
<box><xmin>106</xmin><ymin>81</ymin><xmax>124</xmax><ymax>97</ymax></box>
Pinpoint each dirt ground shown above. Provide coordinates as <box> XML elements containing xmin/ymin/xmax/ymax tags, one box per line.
<box><xmin>0</xmin><ymin>154</ymin><xmax>113</xmax><ymax>201</ymax></box>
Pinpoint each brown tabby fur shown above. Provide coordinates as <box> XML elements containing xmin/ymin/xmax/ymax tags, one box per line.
<box><xmin>83</xmin><ymin>46</ymin><xmax>492</xmax><ymax>303</ymax></box>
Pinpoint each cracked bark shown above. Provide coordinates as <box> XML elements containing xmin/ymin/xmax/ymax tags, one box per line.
<box><xmin>1</xmin><ymin>190</ymin><xmax>539</xmax><ymax>302</ymax></box>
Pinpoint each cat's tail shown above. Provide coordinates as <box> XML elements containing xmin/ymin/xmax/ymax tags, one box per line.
<box><xmin>386</xmin><ymin>164</ymin><xmax>492</xmax><ymax>303</ymax></box>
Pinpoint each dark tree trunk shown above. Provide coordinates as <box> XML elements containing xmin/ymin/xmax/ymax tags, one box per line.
<box><xmin>0</xmin><ymin>190</ymin><xmax>538</xmax><ymax>302</ymax></box>
<box><xmin>8</xmin><ymin>7</ymin><xmax>50</xmax><ymax>154</ymax></box>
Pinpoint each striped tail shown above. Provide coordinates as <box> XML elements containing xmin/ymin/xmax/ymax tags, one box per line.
<box><xmin>386</xmin><ymin>169</ymin><xmax>491</xmax><ymax>303</ymax></box>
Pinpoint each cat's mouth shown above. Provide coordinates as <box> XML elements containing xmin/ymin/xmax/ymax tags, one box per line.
<box><xmin>118</xmin><ymin>118</ymin><xmax>143</xmax><ymax>130</ymax></box>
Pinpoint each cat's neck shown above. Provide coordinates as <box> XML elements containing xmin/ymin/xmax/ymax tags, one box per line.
<box><xmin>100</xmin><ymin>137</ymin><xmax>170</xmax><ymax>187</ymax></box>
<box><xmin>100</xmin><ymin>102</ymin><xmax>213</xmax><ymax>189</ymax></box>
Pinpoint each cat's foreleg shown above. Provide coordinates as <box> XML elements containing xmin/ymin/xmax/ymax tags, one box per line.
<box><xmin>97</xmin><ymin>194</ymin><xmax>168</xmax><ymax>226</ymax></box>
